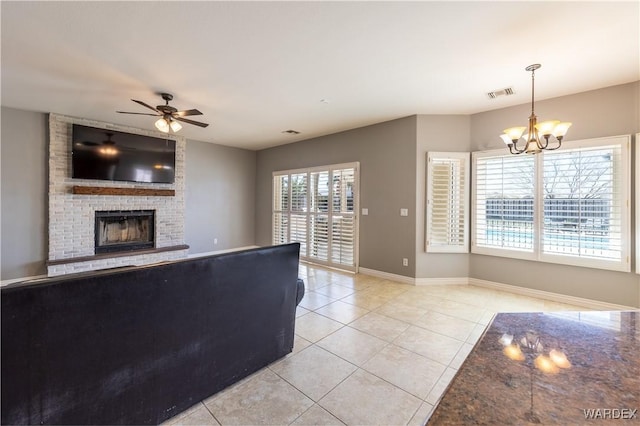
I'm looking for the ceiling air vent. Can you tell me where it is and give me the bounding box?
[282,129,301,135]
[487,87,515,99]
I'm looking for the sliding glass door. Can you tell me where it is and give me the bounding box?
[273,162,359,271]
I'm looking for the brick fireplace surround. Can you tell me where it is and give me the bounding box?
[47,114,188,276]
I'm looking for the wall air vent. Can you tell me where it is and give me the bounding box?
[282,129,301,135]
[487,87,515,99]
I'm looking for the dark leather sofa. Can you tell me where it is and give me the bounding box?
[1,243,304,425]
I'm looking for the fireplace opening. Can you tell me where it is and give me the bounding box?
[95,210,155,254]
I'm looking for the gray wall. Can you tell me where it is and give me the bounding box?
[4,83,638,306]
[255,116,417,276]
[1,107,48,280]
[469,82,640,307]
[0,107,258,280]
[185,140,256,253]
[415,115,471,278]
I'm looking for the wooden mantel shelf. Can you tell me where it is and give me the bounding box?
[72,186,175,196]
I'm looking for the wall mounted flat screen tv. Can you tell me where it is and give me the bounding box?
[72,124,176,184]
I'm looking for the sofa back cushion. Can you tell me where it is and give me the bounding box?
[1,243,300,425]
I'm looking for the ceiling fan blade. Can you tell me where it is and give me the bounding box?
[174,116,209,128]
[174,109,203,117]
[131,99,161,113]
[116,111,160,116]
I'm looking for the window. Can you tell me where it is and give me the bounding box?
[472,135,630,272]
[473,154,535,255]
[273,163,359,271]
[426,152,469,253]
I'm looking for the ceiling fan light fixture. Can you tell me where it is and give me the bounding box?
[169,120,182,132]
[155,117,170,133]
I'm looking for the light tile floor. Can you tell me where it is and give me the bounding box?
[164,263,591,426]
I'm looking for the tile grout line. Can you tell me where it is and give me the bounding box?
[200,401,222,426]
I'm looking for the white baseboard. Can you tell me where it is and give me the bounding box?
[469,278,635,311]
[415,277,470,286]
[358,267,416,285]
[355,269,634,309]
[300,260,356,274]
[358,268,470,286]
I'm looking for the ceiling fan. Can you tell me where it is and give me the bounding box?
[117,93,209,133]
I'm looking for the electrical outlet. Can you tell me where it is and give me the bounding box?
[214,238,218,245]
[402,258,408,267]
[400,208,408,217]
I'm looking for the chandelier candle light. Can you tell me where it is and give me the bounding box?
[500,64,572,155]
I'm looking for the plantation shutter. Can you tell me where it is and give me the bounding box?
[309,170,330,262]
[331,167,356,265]
[272,162,359,272]
[426,152,470,253]
[472,135,629,271]
[473,153,535,253]
[272,174,289,245]
[541,142,626,264]
[290,173,308,255]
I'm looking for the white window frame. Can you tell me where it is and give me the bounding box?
[426,152,470,253]
[472,135,631,272]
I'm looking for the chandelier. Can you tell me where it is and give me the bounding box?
[500,64,572,155]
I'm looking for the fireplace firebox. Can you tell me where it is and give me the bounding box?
[95,210,155,254]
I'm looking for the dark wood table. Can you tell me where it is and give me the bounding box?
[428,311,640,425]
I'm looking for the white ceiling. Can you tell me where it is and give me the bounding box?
[2,1,638,150]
